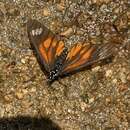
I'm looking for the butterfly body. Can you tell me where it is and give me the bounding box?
[27,19,115,83]
[48,48,68,82]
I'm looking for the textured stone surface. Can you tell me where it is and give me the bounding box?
[0,0,130,129]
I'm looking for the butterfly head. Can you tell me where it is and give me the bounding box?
[48,69,59,82]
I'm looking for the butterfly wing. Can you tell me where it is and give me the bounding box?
[27,19,66,74]
[61,43,114,75]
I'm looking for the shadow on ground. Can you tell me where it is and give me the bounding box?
[0,116,61,130]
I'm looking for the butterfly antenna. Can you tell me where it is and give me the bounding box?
[46,78,53,87]
[58,80,68,88]
[57,80,69,97]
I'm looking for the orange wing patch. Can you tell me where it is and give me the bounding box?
[63,45,95,72]
[39,36,54,64]
[63,60,84,71]
[72,44,82,56]
[66,43,82,60]
[48,47,52,63]
[39,44,48,63]
[55,41,64,56]
[39,36,65,65]
[81,47,94,59]
[52,37,57,47]
[43,37,52,49]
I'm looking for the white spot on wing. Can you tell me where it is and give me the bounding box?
[31,28,43,36]
[31,30,35,36]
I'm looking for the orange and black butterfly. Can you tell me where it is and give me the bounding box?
[27,19,114,83]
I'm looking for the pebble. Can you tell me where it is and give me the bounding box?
[0,2,6,15]
[60,28,73,37]
[21,58,26,64]
[127,73,130,81]
[30,87,36,93]
[67,109,71,113]
[92,66,100,72]
[105,70,112,77]
[118,84,128,92]
[91,0,111,5]
[15,91,24,100]
[105,97,111,104]
[57,4,65,11]
[22,100,33,109]
[89,97,95,104]
[112,79,118,84]
[43,7,51,16]
[120,72,127,83]
[0,107,5,117]
[22,89,28,94]
[80,102,87,111]
[4,95,12,103]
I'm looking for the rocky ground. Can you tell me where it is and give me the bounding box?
[0,0,130,130]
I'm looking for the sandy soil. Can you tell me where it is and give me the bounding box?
[0,0,130,130]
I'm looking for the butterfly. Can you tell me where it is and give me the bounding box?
[27,19,114,83]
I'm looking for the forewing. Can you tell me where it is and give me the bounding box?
[61,43,114,75]
[27,19,65,72]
